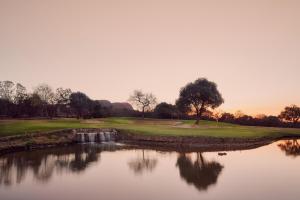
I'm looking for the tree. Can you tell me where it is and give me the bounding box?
[33,84,56,117]
[0,81,15,101]
[12,83,28,117]
[278,140,300,157]
[255,114,267,119]
[128,150,158,175]
[219,112,235,123]
[54,88,72,117]
[69,92,92,118]
[129,90,157,118]
[91,100,104,118]
[176,78,224,124]
[234,110,245,118]
[154,102,178,119]
[54,87,72,105]
[176,153,223,191]
[0,145,104,186]
[279,105,300,124]
[0,98,11,116]
[202,109,214,120]
[14,83,28,104]
[24,93,44,117]
[33,84,55,104]
[213,109,224,123]
[235,115,254,125]
[257,115,281,127]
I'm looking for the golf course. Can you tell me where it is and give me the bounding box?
[1,117,299,139]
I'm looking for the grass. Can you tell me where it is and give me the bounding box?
[0,117,300,139]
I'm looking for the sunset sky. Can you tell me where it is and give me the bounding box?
[0,0,299,116]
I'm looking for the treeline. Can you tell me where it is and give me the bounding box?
[0,81,136,119]
[152,102,300,128]
[1,80,299,128]
[128,82,299,128]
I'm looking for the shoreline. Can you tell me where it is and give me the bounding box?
[0,128,299,156]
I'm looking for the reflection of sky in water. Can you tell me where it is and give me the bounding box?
[0,141,300,200]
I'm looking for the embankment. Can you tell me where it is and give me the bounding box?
[0,128,297,155]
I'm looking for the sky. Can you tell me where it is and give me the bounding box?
[0,0,299,116]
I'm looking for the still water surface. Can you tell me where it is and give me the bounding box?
[0,140,300,200]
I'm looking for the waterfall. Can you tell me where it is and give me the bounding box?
[75,131,116,143]
[88,133,95,142]
[100,132,105,141]
[104,132,111,141]
[81,134,84,143]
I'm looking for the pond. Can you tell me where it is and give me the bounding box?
[0,140,300,200]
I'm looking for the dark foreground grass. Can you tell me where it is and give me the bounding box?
[0,117,299,138]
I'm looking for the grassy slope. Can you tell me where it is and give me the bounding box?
[0,117,299,138]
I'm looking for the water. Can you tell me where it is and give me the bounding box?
[0,140,300,200]
[75,132,116,143]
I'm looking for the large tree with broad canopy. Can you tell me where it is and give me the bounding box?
[176,78,224,124]
[279,105,300,124]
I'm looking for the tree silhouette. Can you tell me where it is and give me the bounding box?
[279,105,300,124]
[129,90,157,118]
[0,145,124,186]
[154,102,179,119]
[176,78,224,124]
[69,92,93,118]
[128,150,158,175]
[278,140,300,157]
[176,153,223,191]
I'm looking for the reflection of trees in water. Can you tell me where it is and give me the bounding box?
[128,150,158,175]
[278,140,300,157]
[0,144,119,186]
[176,153,223,191]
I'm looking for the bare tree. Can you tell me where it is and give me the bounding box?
[234,110,245,118]
[213,109,224,123]
[54,87,72,117]
[55,87,72,105]
[33,84,55,117]
[129,90,157,118]
[128,150,158,175]
[0,81,15,101]
[33,84,55,104]
[14,83,28,104]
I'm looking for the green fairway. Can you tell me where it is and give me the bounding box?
[0,117,299,138]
